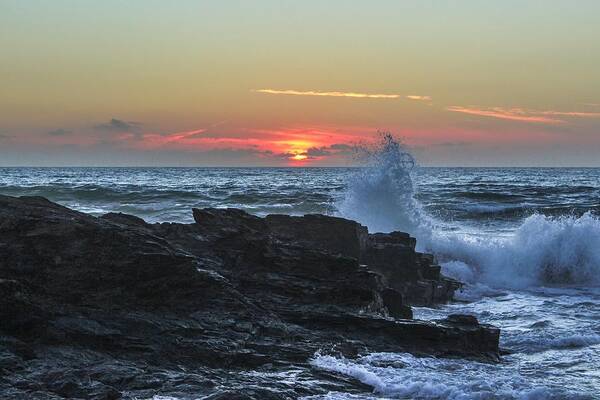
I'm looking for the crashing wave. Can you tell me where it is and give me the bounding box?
[307,352,587,400]
[433,213,600,288]
[336,133,432,240]
[338,135,600,288]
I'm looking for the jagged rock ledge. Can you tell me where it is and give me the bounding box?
[0,195,499,399]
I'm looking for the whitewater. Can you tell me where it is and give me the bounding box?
[2,148,600,398]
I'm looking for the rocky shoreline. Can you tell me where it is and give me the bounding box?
[0,195,499,399]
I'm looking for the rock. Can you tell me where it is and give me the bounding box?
[381,288,413,319]
[361,233,461,305]
[0,195,499,399]
[0,279,46,336]
[446,314,480,326]
[265,213,368,259]
[100,212,148,227]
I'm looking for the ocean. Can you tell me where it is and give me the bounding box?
[1,164,599,399]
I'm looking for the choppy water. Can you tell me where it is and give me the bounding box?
[1,164,600,399]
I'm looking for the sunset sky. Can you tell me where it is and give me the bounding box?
[1,1,600,166]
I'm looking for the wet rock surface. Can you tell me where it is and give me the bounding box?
[0,195,499,399]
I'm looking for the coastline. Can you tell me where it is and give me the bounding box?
[0,195,499,399]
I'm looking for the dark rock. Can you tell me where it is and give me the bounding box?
[361,233,461,306]
[0,279,46,336]
[446,314,480,326]
[381,288,413,319]
[0,195,499,399]
[100,212,149,227]
[265,213,368,259]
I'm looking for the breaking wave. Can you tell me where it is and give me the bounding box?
[338,136,600,288]
[433,213,600,288]
[306,352,591,400]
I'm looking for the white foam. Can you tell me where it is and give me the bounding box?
[439,260,477,283]
[338,136,600,289]
[433,213,600,288]
[336,133,431,239]
[308,352,590,400]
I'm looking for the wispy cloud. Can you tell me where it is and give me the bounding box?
[253,89,431,101]
[405,95,432,101]
[446,106,600,124]
[157,128,206,142]
[115,128,207,149]
[446,106,563,124]
[537,110,600,117]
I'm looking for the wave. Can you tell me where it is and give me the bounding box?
[506,334,600,354]
[450,204,600,221]
[0,184,219,202]
[454,191,526,202]
[454,203,525,216]
[449,185,598,197]
[308,353,590,400]
[338,136,600,289]
[433,213,600,288]
[1,182,336,222]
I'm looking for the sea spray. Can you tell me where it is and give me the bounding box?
[433,212,600,288]
[338,135,600,288]
[336,133,432,240]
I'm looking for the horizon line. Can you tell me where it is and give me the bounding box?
[2,165,600,169]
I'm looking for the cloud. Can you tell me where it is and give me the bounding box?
[537,110,600,117]
[155,128,207,142]
[447,106,600,124]
[0,133,11,140]
[306,147,331,157]
[302,143,356,159]
[99,122,370,165]
[253,89,431,101]
[329,143,355,151]
[277,151,307,159]
[405,95,432,101]
[94,118,141,132]
[47,128,71,136]
[446,106,565,124]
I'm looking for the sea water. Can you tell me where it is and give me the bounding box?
[1,158,600,398]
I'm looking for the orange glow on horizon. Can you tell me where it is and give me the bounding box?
[109,126,365,165]
[291,153,308,161]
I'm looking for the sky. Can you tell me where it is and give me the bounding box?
[1,0,600,166]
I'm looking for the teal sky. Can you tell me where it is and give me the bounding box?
[1,1,600,166]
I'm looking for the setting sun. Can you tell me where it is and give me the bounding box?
[291,153,308,161]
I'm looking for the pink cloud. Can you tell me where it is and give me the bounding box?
[446,106,564,124]
[446,106,600,124]
[112,125,370,165]
[254,89,431,101]
[537,111,600,117]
